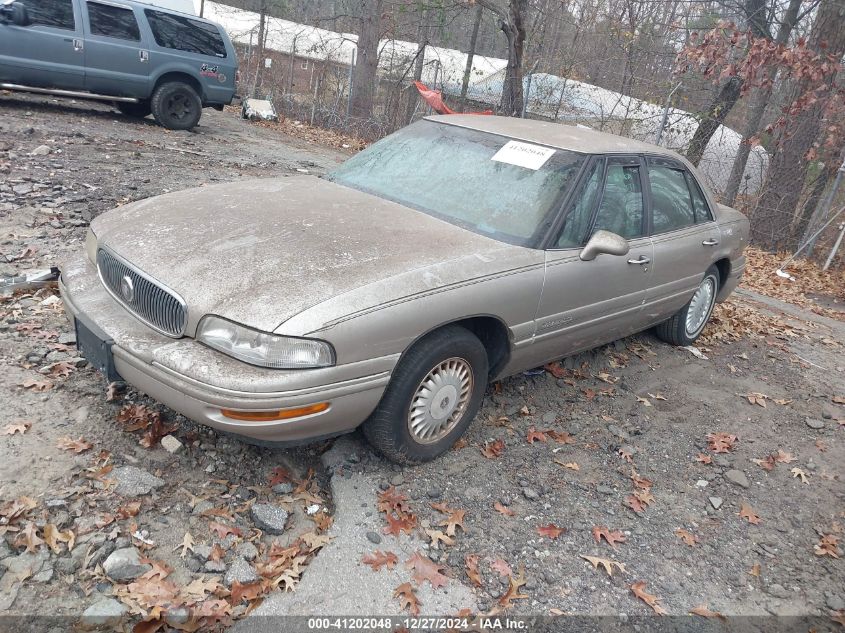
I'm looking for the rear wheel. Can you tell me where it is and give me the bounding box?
[116,100,151,119]
[151,81,202,130]
[363,326,488,464]
[655,265,719,346]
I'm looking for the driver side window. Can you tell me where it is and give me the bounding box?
[592,162,644,239]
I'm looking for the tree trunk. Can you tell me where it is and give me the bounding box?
[685,76,743,167]
[499,0,528,117]
[460,5,483,109]
[405,12,429,125]
[751,0,845,251]
[349,0,383,119]
[252,0,267,98]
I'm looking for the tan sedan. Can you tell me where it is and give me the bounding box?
[60,115,749,463]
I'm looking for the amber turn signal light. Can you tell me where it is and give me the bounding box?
[220,402,329,422]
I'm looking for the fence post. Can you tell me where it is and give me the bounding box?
[805,151,845,256]
[823,222,845,271]
[346,49,356,118]
[654,81,681,146]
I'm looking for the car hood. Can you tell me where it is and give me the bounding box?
[91,176,505,334]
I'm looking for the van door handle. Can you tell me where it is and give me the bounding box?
[702,238,719,246]
[627,255,651,265]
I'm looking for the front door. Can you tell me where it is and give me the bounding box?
[0,0,85,89]
[533,155,654,362]
[82,1,149,98]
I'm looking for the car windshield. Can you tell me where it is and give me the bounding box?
[326,121,586,247]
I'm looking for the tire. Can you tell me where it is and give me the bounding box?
[150,81,202,130]
[116,100,151,119]
[363,325,488,464]
[655,265,720,346]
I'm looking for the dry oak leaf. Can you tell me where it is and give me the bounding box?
[630,468,653,490]
[580,554,626,577]
[751,455,777,471]
[831,610,845,627]
[791,467,809,484]
[689,604,725,619]
[56,436,93,453]
[831,396,845,405]
[739,502,761,525]
[394,582,421,615]
[46,361,75,378]
[618,447,634,463]
[431,503,466,537]
[498,565,528,609]
[230,580,267,605]
[19,378,52,392]
[555,459,580,471]
[491,558,512,577]
[695,453,713,464]
[526,426,547,444]
[592,526,626,548]
[742,392,768,407]
[377,486,410,515]
[675,528,699,547]
[636,396,652,407]
[465,554,483,587]
[383,512,417,536]
[493,501,515,517]
[16,522,44,553]
[546,430,575,444]
[425,528,455,547]
[480,439,505,459]
[175,531,194,558]
[625,490,654,514]
[208,521,242,539]
[42,524,74,553]
[2,422,30,435]
[706,432,737,453]
[814,534,841,558]
[268,466,291,487]
[774,450,796,463]
[630,581,667,615]
[748,563,761,577]
[536,524,565,539]
[362,550,399,571]
[406,551,449,589]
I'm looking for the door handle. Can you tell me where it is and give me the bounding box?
[702,238,719,246]
[72,38,83,51]
[627,256,651,265]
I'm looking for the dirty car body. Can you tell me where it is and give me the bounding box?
[60,115,749,462]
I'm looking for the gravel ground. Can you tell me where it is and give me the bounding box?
[1,92,843,629]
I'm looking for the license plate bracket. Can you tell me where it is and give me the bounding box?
[74,314,121,383]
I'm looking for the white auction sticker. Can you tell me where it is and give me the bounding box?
[491,140,556,170]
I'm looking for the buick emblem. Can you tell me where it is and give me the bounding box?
[119,275,135,303]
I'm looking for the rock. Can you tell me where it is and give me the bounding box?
[365,531,382,545]
[725,469,750,489]
[55,557,80,575]
[522,488,540,501]
[426,488,442,499]
[192,500,214,516]
[596,485,614,495]
[389,474,405,486]
[709,497,724,510]
[80,598,128,630]
[224,557,258,586]
[766,583,790,599]
[57,332,76,345]
[541,412,557,424]
[88,542,116,569]
[102,548,151,581]
[0,540,11,560]
[112,466,164,496]
[696,479,709,488]
[160,435,183,454]
[805,417,824,430]
[30,145,51,156]
[191,544,212,561]
[203,560,226,573]
[236,541,259,562]
[32,566,54,583]
[826,595,845,611]
[607,424,630,441]
[250,503,288,535]
[272,482,294,495]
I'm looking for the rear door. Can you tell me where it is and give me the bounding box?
[642,156,721,324]
[82,0,150,98]
[0,0,85,89]
[534,155,654,359]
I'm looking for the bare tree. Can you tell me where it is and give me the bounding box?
[476,0,529,116]
[349,0,384,118]
[459,4,484,108]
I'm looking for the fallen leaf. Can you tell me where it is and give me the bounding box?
[690,604,725,619]
[625,489,654,514]
[739,502,761,525]
[42,524,74,553]
[493,502,515,517]
[2,422,31,435]
[675,528,699,547]
[175,532,194,558]
[406,551,448,589]
[480,439,505,459]
[230,580,267,605]
[748,563,761,577]
[376,486,410,515]
[630,580,667,615]
[491,558,512,577]
[831,610,845,626]
[394,582,420,615]
[630,468,653,490]
[636,396,652,407]
[383,512,417,536]
[536,524,565,539]
[431,503,465,537]
[648,393,667,401]
[706,432,738,453]
[546,430,575,444]
[592,526,626,548]
[814,534,841,558]
[526,427,547,444]
[45,361,75,378]
[20,378,52,392]
[362,550,398,571]
[497,565,528,608]
[208,521,242,539]
[580,554,625,577]
[425,528,455,547]
[791,467,809,484]
[742,392,768,407]
[695,453,712,464]
[16,522,43,553]
[465,554,482,587]
[751,455,777,471]
[268,466,291,487]
[618,447,634,463]
[831,396,845,404]
[56,436,93,453]
[555,459,580,471]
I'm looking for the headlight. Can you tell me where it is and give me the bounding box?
[85,227,98,263]
[195,315,335,369]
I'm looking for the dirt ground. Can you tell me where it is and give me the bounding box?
[1,92,843,631]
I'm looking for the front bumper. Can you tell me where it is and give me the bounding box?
[59,255,394,444]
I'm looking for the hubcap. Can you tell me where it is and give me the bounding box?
[686,275,716,336]
[407,357,473,444]
[166,94,192,120]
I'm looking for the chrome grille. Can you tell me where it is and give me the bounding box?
[96,248,187,337]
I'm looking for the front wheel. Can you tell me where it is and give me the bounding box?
[151,81,202,130]
[655,265,719,346]
[363,326,488,464]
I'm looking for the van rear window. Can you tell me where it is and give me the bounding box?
[144,9,226,58]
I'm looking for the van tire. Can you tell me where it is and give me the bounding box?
[116,100,152,119]
[151,81,202,130]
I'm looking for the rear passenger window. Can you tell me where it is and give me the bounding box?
[144,9,227,58]
[649,165,695,233]
[686,173,714,223]
[87,2,140,41]
[23,0,75,29]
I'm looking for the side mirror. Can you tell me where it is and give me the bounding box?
[1,2,30,26]
[579,230,630,261]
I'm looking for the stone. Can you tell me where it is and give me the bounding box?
[30,145,50,156]
[203,560,226,573]
[80,598,128,630]
[365,531,382,545]
[522,488,540,501]
[389,474,405,486]
[112,467,164,496]
[160,435,183,454]
[102,548,151,581]
[596,485,614,495]
[805,417,825,430]
[236,541,259,562]
[192,500,214,516]
[272,482,294,495]
[191,544,212,561]
[607,424,630,441]
[224,557,258,586]
[251,503,288,535]
[57,332,76,345]
[766,583,790,599]
[709,497,723,510]
[826,595,845,611]
[725,469,750,489]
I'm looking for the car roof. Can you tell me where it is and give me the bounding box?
[425,114,684,159]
